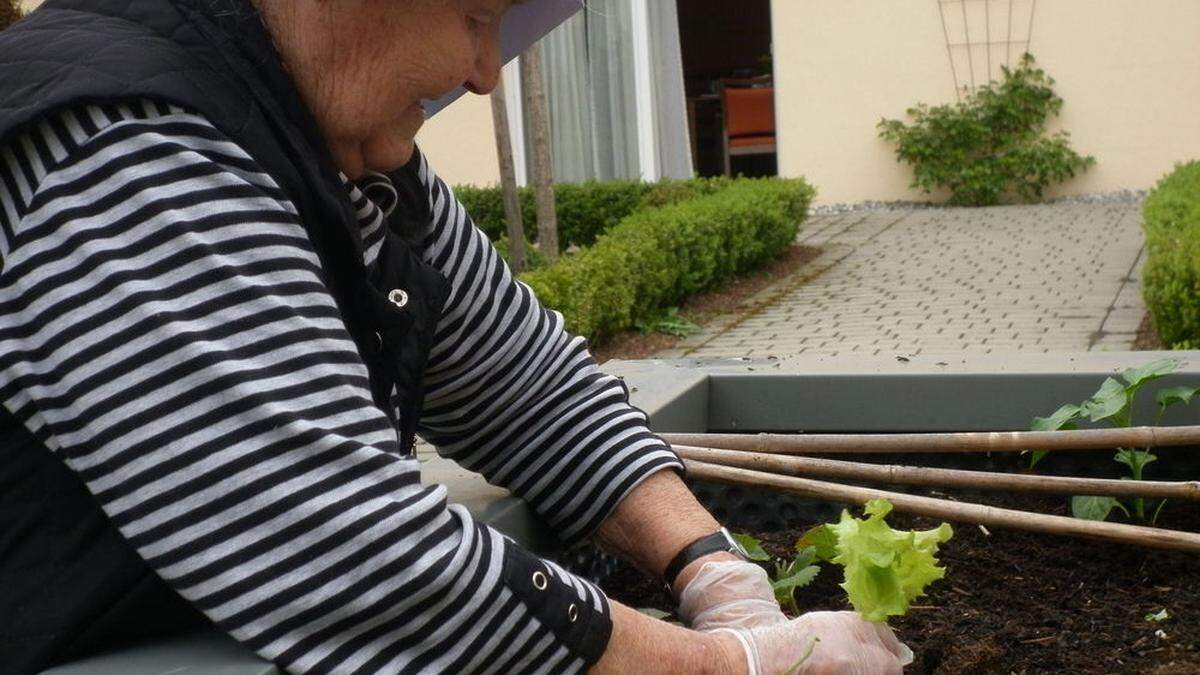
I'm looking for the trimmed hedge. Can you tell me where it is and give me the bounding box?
[454,177,736,251]
[519,177,816,342]
[1142,161,1200,349]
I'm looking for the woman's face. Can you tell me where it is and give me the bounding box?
[259,0,512,178]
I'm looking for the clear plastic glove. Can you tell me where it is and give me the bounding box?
[716,611,913,675]
[678,560,788,629]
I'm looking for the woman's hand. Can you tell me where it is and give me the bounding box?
[678,560,789,630]
[716,611,913,675]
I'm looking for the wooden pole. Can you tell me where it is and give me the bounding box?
[519,44,560,261]
[683,459,1200,553]
[662,425,1200,456]
[489,76,527,273]
[674,445,1200,501]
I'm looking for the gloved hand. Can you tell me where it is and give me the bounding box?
[677,560,788,630]
[715,611,913,675]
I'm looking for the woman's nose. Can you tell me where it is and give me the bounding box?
[463,29,503,95]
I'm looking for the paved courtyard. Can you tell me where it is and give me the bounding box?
[659,202,1147,359]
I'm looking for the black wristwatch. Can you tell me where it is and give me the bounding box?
[663,527,751,591]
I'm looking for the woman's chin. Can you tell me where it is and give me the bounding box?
[359,135,417,175]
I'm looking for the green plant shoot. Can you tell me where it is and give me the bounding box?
[1027,358,1199,523]
[806,500,953,623]
[732,533,821,615]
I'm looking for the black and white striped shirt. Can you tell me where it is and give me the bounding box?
[0,100,682,673]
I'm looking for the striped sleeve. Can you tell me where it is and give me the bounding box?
[0,102,610,674]
[410,154,685,546]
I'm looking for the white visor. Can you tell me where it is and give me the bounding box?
[424,0,584,116]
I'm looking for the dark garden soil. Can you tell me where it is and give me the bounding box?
[590,245,823,363]
[603,491,1200,674]
[1134,312,1167,351]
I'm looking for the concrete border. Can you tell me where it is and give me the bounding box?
[607,351,1200,433]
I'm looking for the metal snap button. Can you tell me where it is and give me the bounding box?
[567,603,578,623]
[531,571,548,591]
[388,288,409,309]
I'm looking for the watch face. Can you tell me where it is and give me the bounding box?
[721,527,751,558]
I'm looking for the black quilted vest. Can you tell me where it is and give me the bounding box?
[0,1,449,670]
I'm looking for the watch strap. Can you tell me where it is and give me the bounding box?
[663,530,739,589]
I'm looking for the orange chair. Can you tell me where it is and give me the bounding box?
[720,83,777,175]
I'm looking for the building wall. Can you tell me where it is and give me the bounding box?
[771,0,1200,205]
[416,92,502,188]
[19,0,40,11]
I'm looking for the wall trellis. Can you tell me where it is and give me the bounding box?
[938,0,1037,100]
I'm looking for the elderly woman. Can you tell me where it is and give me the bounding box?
[0,1,910,673]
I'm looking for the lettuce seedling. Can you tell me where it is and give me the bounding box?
[1027,358,1199,522]
[732,532,821,615]
[802,499,953,622]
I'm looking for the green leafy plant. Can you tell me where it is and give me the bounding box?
[802,500,953,622]
[453,177,736,251]
[739,500,953,622]
[1028,358,1199,522]
[521,177,815,343]
[492,233,549,272]
[877,53,1094,206]
[731,533,821,615]
[634,308,701,338]
[1141,161,1200,349]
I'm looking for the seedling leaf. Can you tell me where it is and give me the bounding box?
[827,499,953,622]
[1032,404,1083,432]
[732,532,771,562]
[1070,495,1129,521]
[795,523,839,561]
[772,564,820,597]
[1114,448,1157,475]
[1028,403,1082,467]
[1145,608,1171,623]
[1156,386,1198,415]
[1121,358,1177,389]
[1081,378,1129,426]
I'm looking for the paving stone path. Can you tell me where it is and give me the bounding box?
[659,202,1146,359]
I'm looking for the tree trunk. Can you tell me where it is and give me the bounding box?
[519,45,560,261]
[489,76,526,273]
[1,0,23,31]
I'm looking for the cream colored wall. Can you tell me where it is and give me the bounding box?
[19,0,41,11]
[771,0,1200,205]
[416,93,502,188]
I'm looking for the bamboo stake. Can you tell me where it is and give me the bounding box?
[683,460,1200,553]
[674,445,1200,501]
[662,425,1200,456]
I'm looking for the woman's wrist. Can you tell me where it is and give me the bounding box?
[708,629,752,675]
[591,601,747,675]
[594,469,725,576]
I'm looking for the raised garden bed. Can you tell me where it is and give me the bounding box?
[605,481,1199,674]
[602,353,1200,674]
[48,352,1200,673]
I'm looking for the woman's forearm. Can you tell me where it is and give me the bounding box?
[592,601,744,674]
[594,469,740,595]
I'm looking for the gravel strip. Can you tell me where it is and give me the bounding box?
[808,189,1148,216]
